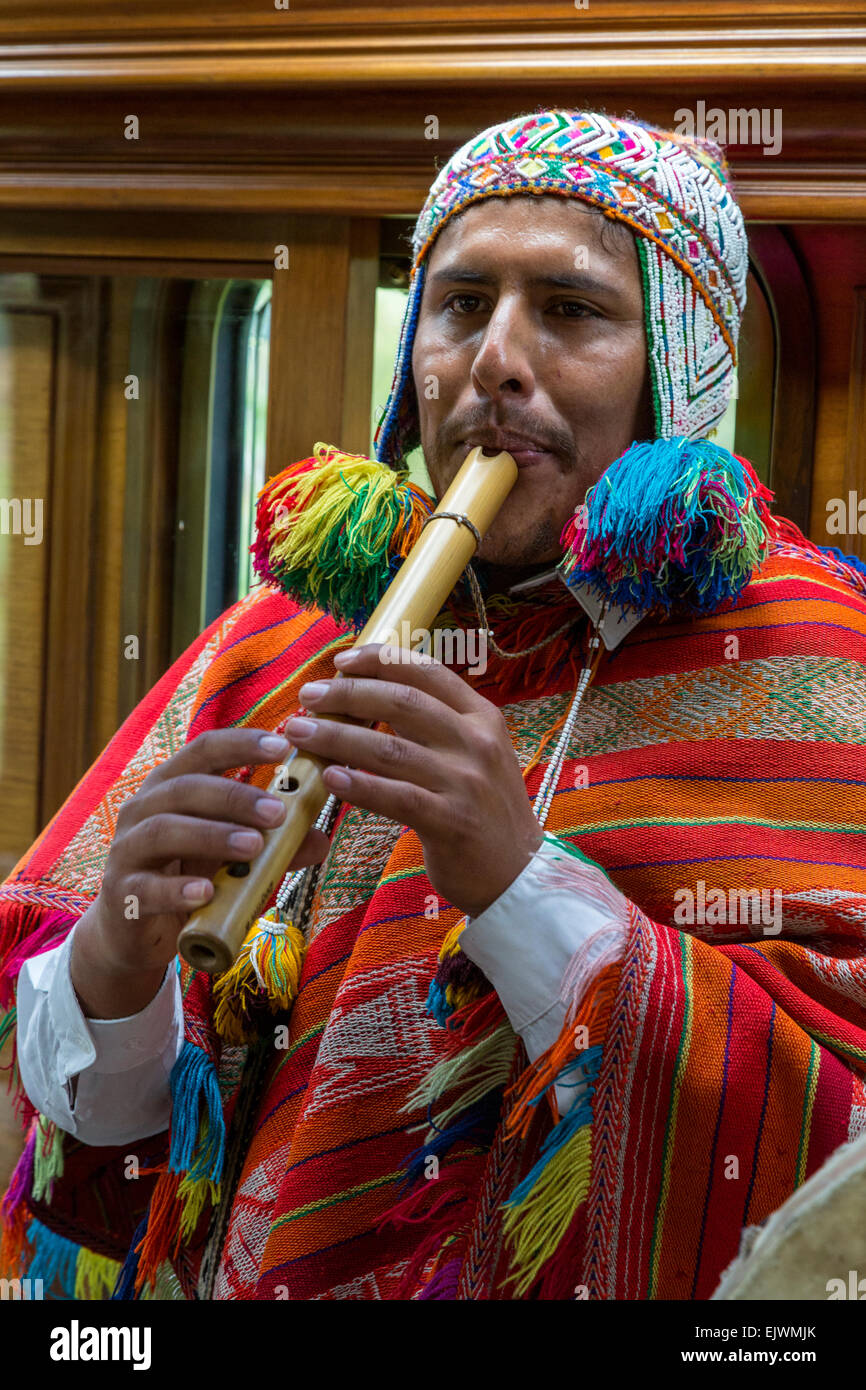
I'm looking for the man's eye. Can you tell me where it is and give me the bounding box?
[445,294,483,314]
[555,301,599,318]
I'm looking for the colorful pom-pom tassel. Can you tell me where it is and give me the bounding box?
[557,436,777,616]
[213,906,307,1045]
[251,442,434,630]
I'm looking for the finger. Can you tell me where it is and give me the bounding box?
[319,763,445,836]
[152,828,330,901]
[139,828,332,917]
[120,772,289,834]
[117,870,217,918]
[142,728,291,789]
[116,813,268,872]
[294,673,453,750]
[283,715,450,793]
[331,643,486,715]
[295,642,491,748]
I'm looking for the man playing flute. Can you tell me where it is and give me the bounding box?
[3,109,866,1302]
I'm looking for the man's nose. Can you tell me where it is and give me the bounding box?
[469,298,536,399]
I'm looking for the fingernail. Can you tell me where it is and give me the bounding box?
[255,797,286,825]
[286,716,317,738]
[229,830,261,852]
[333,648,359,666]
[259,734,290,755]
[183,880,212,902]
[298,681,330,701]
[324,767,352,791]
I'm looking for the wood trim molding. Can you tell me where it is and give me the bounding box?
[0,169,862,222]
[3,1,865,23]
[1,28,865,88]
[0,211,305,264]
[0,6,862,219]
[2,0,865,38]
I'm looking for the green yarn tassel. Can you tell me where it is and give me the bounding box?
[251,442,434,630]
[74,1248,122,1300]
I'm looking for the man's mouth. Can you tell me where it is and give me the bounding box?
[459,430,559,469]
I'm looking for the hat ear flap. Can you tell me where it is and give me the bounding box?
[374,263,427,468]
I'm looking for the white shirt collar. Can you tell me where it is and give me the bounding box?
[506,566,642,651]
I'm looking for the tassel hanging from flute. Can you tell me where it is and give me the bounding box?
[251,442,435,631]
[212,906,307,1045]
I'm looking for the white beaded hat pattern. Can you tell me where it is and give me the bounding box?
[374,109,749,466]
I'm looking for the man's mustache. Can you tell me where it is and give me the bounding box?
[443,414,577,467]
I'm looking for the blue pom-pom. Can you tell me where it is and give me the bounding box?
[557,436,775,616]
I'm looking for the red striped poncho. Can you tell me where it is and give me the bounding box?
[2,522,866,1300]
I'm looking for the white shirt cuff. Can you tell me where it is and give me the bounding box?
[16,921,184,1146]
[459,832,629,1115]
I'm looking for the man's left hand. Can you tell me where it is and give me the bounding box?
[286,642,544,920]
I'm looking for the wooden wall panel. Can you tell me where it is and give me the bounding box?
[746,227,816,532]
[38,280,101,822]
[0,4,861,219]
[0,280,104,850]
[266,217,378,474]
[0,301,52,880]
[341,219,381,456]
[788,227,866,549]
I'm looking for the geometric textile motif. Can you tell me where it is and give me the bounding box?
[303,958,442,1118]
[561,656,866,758]
[307,804,405,943]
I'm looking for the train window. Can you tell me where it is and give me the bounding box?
[0,270,270,873]
[167,279,272,656]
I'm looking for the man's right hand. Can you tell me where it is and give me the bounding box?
[70,728,330,1018]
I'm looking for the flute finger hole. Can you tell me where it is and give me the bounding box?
[272,764,300,794]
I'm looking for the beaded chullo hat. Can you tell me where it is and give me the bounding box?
[374,108,749,464]
[255,109,775,629]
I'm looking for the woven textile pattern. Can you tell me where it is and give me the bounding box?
[3,536,866,1300]
[374,109,748,464]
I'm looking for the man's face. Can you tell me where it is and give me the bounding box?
[411,194,655,575]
